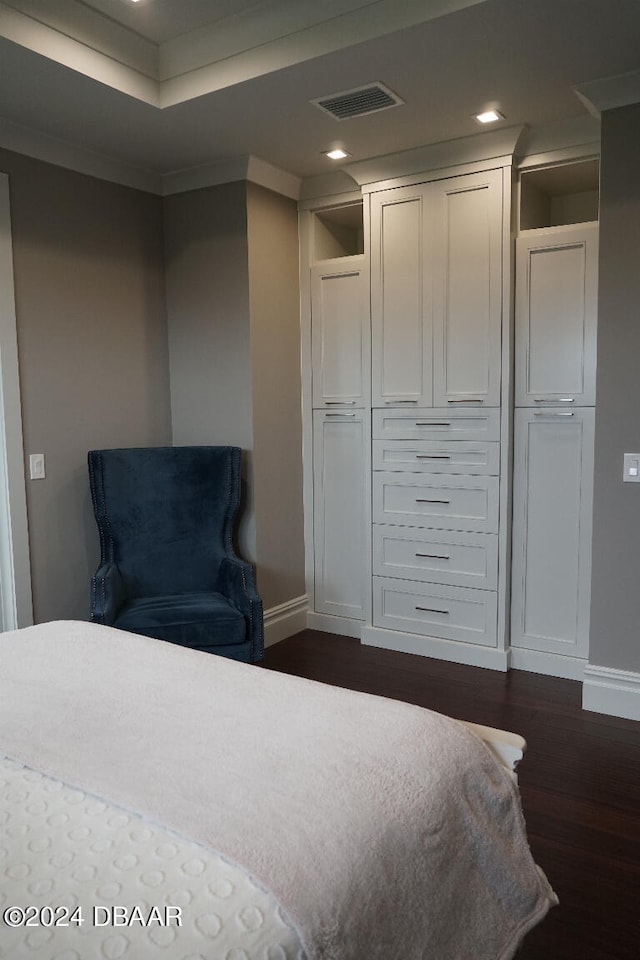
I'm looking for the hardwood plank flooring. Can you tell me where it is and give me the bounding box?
[262,630,640,960]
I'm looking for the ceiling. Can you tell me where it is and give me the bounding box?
[0,0,639,190]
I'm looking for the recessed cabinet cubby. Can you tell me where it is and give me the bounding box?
[312,202,364,260]
[519,158,599,230]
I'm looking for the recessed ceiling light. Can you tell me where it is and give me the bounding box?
[475,110,505,124]
[325,148,350,160]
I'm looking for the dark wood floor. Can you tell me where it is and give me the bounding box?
[262,630,640,960]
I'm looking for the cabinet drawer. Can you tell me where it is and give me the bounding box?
[373,473,499,533]
[373,525,498,590]
[373,577,497,647]
[373,439,499,475]
[373,407,500,441]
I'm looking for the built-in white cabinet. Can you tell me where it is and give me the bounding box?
[312,409,369,621]
[511,408,595,661]
[302,152,599,678]
[515,223,598,407]
[370,169,503,408]
[511,159,599,675]
[311,257,369,407]
[306,203,370,629]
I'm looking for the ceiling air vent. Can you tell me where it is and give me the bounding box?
[312,82,404,121]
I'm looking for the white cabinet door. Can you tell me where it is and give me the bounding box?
[511,408,594,658]
[313,410,368,620]
[311,257,369,407]
[515,223,598,407]
[431,169,503,407]
[370,184,432,406]
[370,171,504,410]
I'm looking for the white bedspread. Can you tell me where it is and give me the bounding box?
[0,621,556,959]
[0,755,305,959]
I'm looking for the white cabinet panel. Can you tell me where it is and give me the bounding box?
[373,525,498,589]
[311,258,369,407]
[373,577,497,646]
[313,410,368,620]
[511,408,594,657]
[515,224,598,406]
[432,170,503,407]
[373,407,500,441]
[373,439,499,475]
[373,472,499,533]
[370,188,431,405]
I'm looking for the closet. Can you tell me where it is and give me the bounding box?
[510,160,599,678]
[301,151,599,679]
[307,204,370,625]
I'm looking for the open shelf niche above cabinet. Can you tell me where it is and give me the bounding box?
[519,158,599,231]
[313,201,364,260]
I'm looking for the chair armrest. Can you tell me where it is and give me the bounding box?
[217,556,264,661]
[90,562,126,625]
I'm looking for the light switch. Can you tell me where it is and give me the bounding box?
[29,453,45,480]
[623,453,640,483]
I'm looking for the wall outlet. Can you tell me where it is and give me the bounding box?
[623,453,640,483]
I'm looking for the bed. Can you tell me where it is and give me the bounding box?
[0,620,557,959]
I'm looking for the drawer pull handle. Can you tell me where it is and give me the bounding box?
[534,398,574,404]
[447,398,484,404]
[325,412,356,418]
[416,498,450,504]
[415,421,452,427]
[324,400,355,405]
[533,412,574,418]
[384,400,418,404]
[415,454,451,459]
[416,606,450,615]
[415,553,450,560]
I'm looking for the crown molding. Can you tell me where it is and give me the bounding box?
[0,2,158,102]
[574,69,640,118]
[0,114,300,199]
[0,117,162,193]
[344,125,526,187]
[161,155,301,200]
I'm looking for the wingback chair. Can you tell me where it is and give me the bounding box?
[88,446,263,662]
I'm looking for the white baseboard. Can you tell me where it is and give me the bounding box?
[582,664,640,721]
[510,647,586,681]
[306,611,363,639]
[263,595,308,648]
[361,626,509,671]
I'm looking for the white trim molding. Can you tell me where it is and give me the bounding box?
[0,174,33,630]
[263,595,308,648]
[574,69,640,118]
[306,612,363,640]
[583,663,640,722]
[510,648,586,682]
[362,626,510,672]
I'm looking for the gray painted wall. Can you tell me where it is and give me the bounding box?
[164,180,305,609]
[1,149,172,622]
[247,183,305,608]
[589,103,640,673]
[163,181,256,561]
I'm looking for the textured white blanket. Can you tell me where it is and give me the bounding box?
[0,621,556,959]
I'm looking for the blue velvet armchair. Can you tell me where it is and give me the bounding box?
[88,446,263,662]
